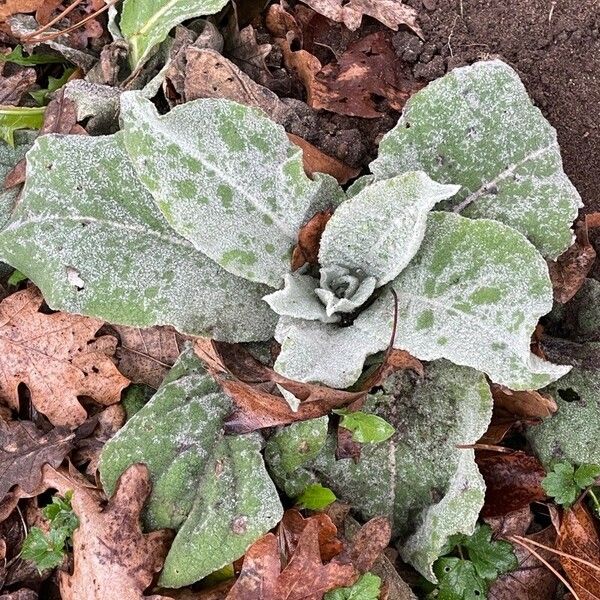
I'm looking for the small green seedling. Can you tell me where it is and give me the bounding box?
[333,409,395,444]
[21,491,78,571]
[296,483,337,511]
[325,573,382,600]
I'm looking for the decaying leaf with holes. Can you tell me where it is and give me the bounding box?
[0,287,129,428]
[45,464,174,600]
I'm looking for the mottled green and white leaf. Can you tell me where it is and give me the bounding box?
[0,133,276,341]
[120,93,320,287]
[319,172,459,286]
[265,361,493,581]
[371,60,581,258]
[119,0,229,68]
[389,212,570,390]
[99,348,283,588]
[528,366,600,467]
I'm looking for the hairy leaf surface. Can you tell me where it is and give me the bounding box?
[120,92,321,288]
[120,0,229,68]
[319,171,459,286]
[265,361,493,581]
[371,60,581,258]
[0,133,276,341]
[99,348,283,588]
[390,212,569,390]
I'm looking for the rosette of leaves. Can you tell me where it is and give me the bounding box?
[0,60,577,392]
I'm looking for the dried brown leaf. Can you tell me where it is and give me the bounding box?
[0,419,73,502]
[549,221,597,304]
[0,591,38,600]
[0,67,36,105]
[310,31,423,118]
[475,450,546,518]
[291,208,333,271]
[112,325,185,389]
[557,501,600,600]
[287,134,359,184]
[0,0,45,19]
[50,464,173,600]
[194,339,365,433]
[298,0,423,35]
[0,287,129,428]
[489,526,559,600]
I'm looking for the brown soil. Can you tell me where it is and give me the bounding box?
[397,0,600,211]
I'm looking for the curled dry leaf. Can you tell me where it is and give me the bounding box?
[0,287,129,428]
[0,0,45,19]
[475,450,546,518]
[481,384,557,444]
[291,209,333,271]
[489,526,559,600]
[44,464,174,600]
[0,66,36,105]
[556,500,600,600]
[549,220,597,304]
[287,134,360,184]
[194,339,365,433]
[298,0,423,35]
[111,325,186,389]
[0,419,73,503]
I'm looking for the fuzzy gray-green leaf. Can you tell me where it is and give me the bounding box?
[99,348,283,588]
[319,171,459,286]
[120,92,321,288]
[371,60,581,259]
[0,133,276,341]
[389,211,570,390]
[265,361,493,581]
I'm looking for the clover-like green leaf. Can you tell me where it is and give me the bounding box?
[0,133,276,341]
[432,558,487,600]
[456,525,518,581]
[541,461,579,506]
[371,60,581,258]
[120,0,229,68]
[120,92,322,288]
[99,348,283,588]
[265,361,493,581]
[296,483,337,510]
[319,171,459,286]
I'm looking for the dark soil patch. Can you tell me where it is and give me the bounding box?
[399,0,600,211]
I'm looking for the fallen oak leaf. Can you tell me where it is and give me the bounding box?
[556,500,600,599]
[0,287,129,428]
[298,0,423,35]
[227,520,357,600]
[0,0,45,19]
[0,419,73,503]
[43,464,173,600]
[194,339,365,433]
[309,31,424,118]
[111,324,186,389]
